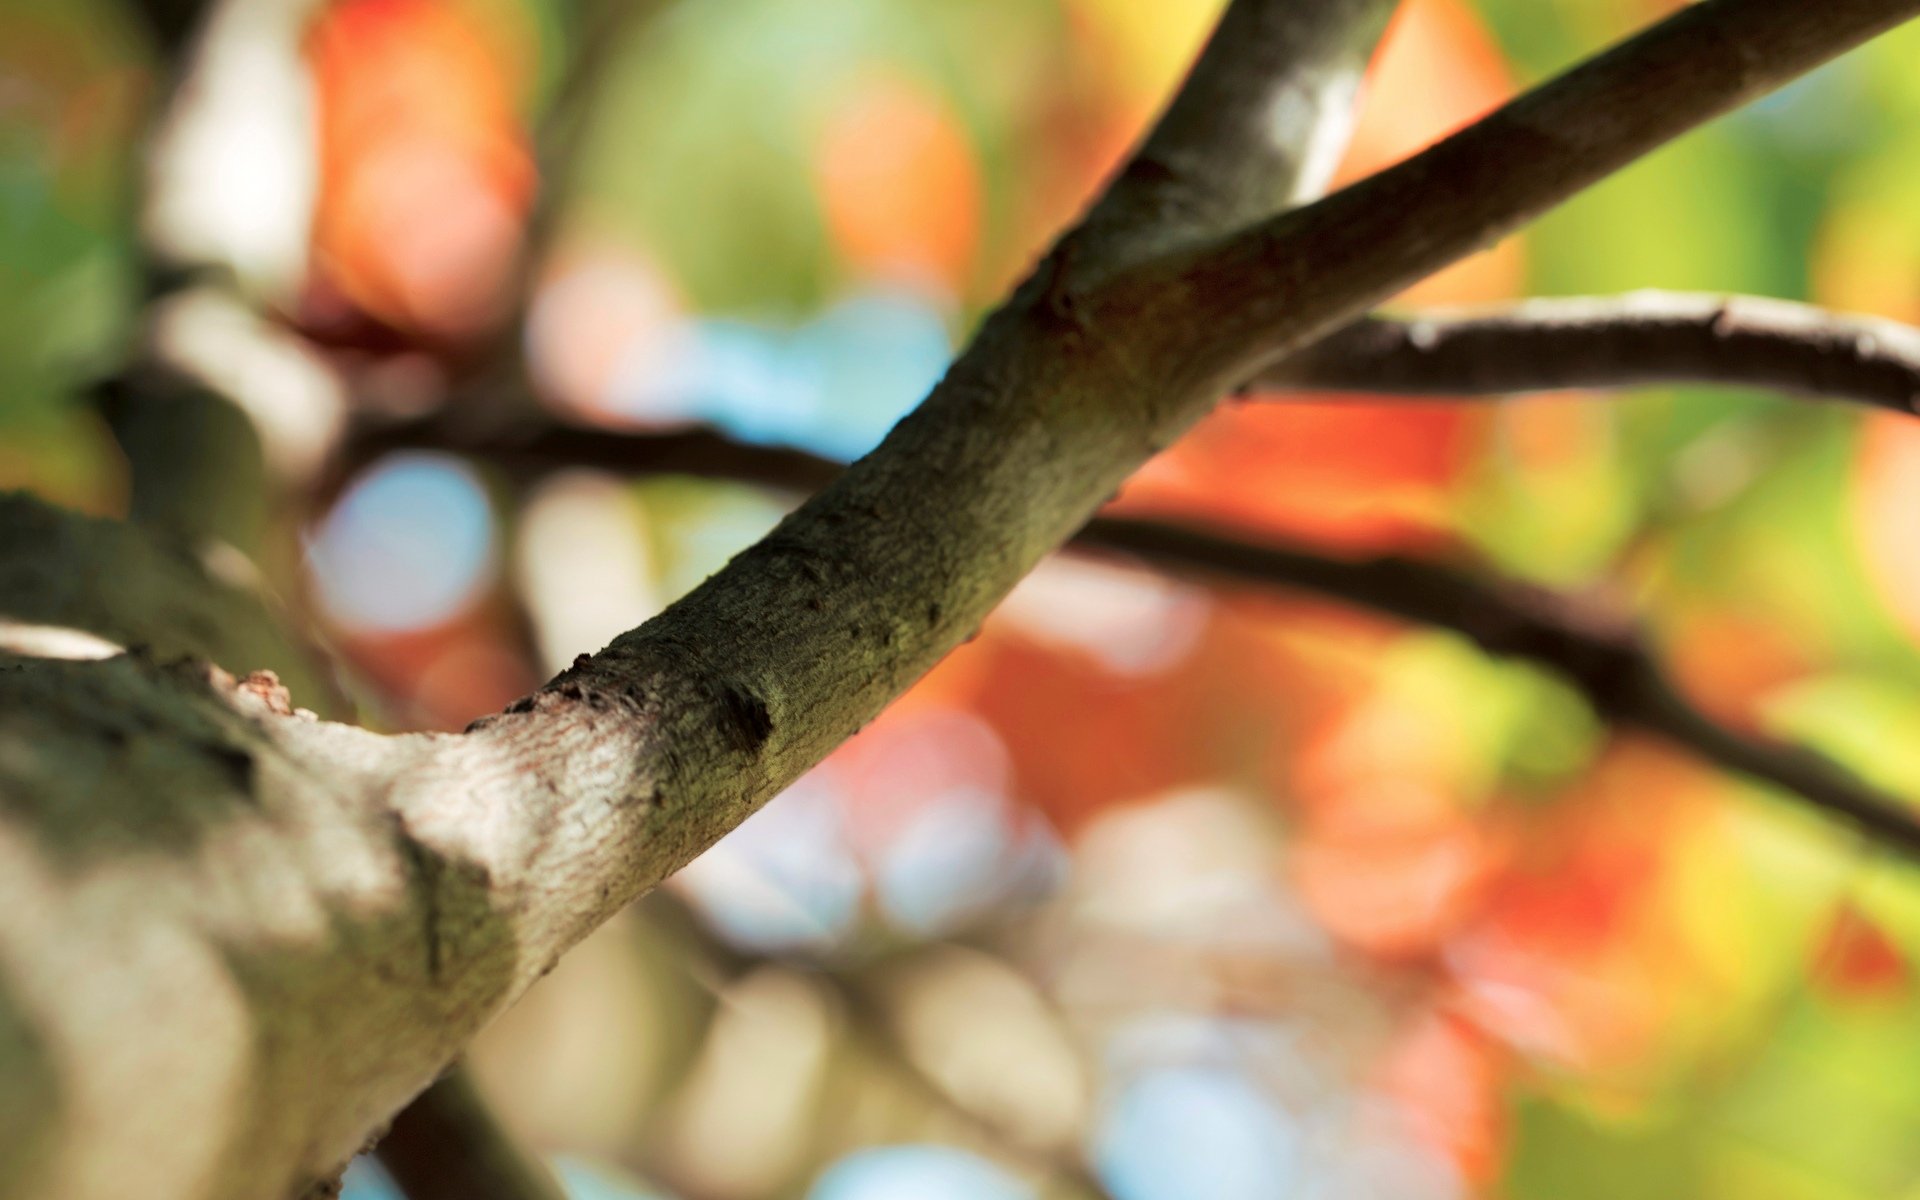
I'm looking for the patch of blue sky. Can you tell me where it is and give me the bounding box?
[788,289,953,460]
[604,288,952,462]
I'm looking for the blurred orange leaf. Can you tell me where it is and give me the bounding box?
[1115,399,1476,551]
[1815,902,1909,1002]
[308,0,536,336]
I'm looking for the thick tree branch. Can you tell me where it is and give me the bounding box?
[2,2,1399,1192]
[8,1,1920,1195]
[1262,293,1920,412]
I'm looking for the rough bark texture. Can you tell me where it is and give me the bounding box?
[3,0,1918,1196]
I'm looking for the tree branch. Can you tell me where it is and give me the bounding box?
[1260,292,1920,412]
[343,413,1920,859]
[375,1065,568,1200]
[9,0,1920,1194]
[1138,0,1920,397]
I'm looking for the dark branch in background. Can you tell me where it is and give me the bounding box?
[1264,292,1920,412]
[375,1066,568,1200]
[124,0,214,63]
[341,413,1920,859]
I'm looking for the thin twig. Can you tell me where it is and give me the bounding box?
[522,0,673,282]
[1261,293,1920,413]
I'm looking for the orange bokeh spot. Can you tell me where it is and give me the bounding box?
[1293,811,1501,960]
[816,73,983,295]
[1340,0,1512,183]
[308,0,535,336]
[968,629,1215,834]
[1283,663,1506,959]
[341,602,539,732]
[1447,742,1712,1073]
[1814,903,1909,1002]
[1663,605,1813,733]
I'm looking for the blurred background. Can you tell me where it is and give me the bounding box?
[6,0,1920,1196]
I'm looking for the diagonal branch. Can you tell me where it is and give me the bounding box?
[1259,292,1920,412]
[346,413,1920,859]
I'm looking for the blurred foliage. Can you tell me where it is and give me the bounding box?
[5,0,1920,1196]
